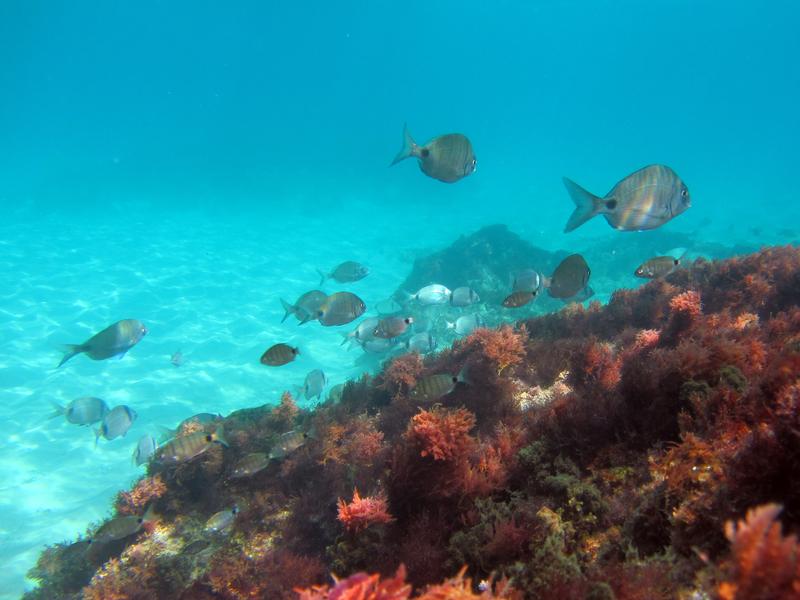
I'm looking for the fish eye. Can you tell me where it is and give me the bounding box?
[681,188,688,198]
[420,148,430,158]
[205,434,213,442]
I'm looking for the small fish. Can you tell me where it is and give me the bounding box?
[230,452,270,478]
[446,314,483,336]
[299,369,327,400]
[374,297,403,315]
[512,269,542,293]
[50,396,109,425]
[90,505,157,545]
[450,286,480,307]
[502,290,537,308]
[58,319,148,367]
[170,350,184,367]
[634,254,684,279]
[313,292,366,326]
[562,285,595,304]
[391,124,477,183]
[280,290,328,324]
[260,343,300,366]
[155,426,228,465]
[547,254,591,299]
[405,332,437,354]
[317,261,369,285]
[269,429,309,460]
[205,506,238,533]
[327,383,345,403]
[158,413,225,441]
[409,284,452,305]
[181,539,211,556]
[411,369,470,402]
[563,164,691,232]
[361,338,397,354]
[373,316,413,339]
[340,317,380,347]
[133,434,157,466]
[95,405,137,445]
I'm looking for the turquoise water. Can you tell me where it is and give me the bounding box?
[1,1,798,597]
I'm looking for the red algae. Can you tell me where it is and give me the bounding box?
[337,488,394,533]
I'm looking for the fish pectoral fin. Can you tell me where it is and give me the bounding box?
[112,351,128,361]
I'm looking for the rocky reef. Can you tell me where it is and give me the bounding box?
[26,245,800,599]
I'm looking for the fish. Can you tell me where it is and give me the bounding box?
[547,254,591,299]
[50,396,109,425]
[299,369,327,400]
[327,383,345,403]
[502,290,537,308]
[562,285,595,304]
[634,249,687,279]
[317,261,369,285]
[340,317,380,347]
[260,343,300,366]
[361,338,397,354]
[409,284,452,305]
[205,506,238,533]
[58,319,148,367]
[450,286,480,307]
[391,124,477,183]
[512,269,542,293]
[446,314,483,336]
[154,426,229,465]
[95,405,137,445]
[411,369,470,402]
[269,429,309,460]
[170,350,184,367]
[373,316,413,339]
[405,332,437,354]
[563,164,691,232]
[374,297,403,315]
[230,452,270,478]
[158,413,225,441]
[312,292,366,326]
[181,539,211,556]
[90,505,157,545]
[133,434,157,466]
[280,290,328,324]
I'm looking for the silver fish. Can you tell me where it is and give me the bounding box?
[95,405,137,445]
[58,319,147,367]
[634,250,685,279]
[269,430,309,460]
[133,434,157,466]
[50,397,109,425]
[299,369,327,400]
[91,506,156,545]
[280,290,328,324]
[512,269,542,293]
[361,338,397,354]
[341,317,380,347]
[391,124,477,183]
[205,506,238,533]
[405,332,437,354]
[317,261,369,285]
[450,286,480,307]
[563,164,690,232]
[230,452,270,478]
[410,284,452,305]
[446,314,483,336]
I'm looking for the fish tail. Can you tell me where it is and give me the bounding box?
[57,344,84,368]
[48,401,65,420]
[94,427,102,447]
[445,321,455,330]
[562,177,604,232]
[279,298,295,323]
[339,332,352,346]
[316,269,328,286]
[390,123,417,166]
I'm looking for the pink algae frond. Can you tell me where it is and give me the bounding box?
[337,488,394,533]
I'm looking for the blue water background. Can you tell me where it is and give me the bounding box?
[0,1,797,597]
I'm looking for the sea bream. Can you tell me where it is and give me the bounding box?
[280,290,327,324]
[563,164,690,232]
[50,396,109,425]
[260,343,300,366]
[409,284,452,305]
[95,405,137,445]
[547,254,591,299]
[317,261,369,285]
[311,291,366,326]
[154,426,228,465]
[58,319,147,367]
[391,124,477,183]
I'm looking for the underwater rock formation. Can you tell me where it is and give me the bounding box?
[26,246,800,599]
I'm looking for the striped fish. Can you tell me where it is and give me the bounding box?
[155,426,228,465]
[391,124,477,183]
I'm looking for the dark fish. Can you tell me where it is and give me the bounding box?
[170,350,184,367]
[446,314,483,335]
[280,290,328,324]
[561,285,595,305]
[391,124,477,183]
[260,343,300,366]
[411,369,469,402]
[405,332,437,354]
[299,369,327,400]
[95,405,137,445]
[502,290,537,308]
[450,286,480,307]
[90,506,157,545]
[313,292,366,326]
[154,426,228,465]
[50,397,109,425]
[230,452,270,478]
[563,164,690,232]
[317,261,369,285]
[58,319,147,367]
[373,316,413,339]
[634,256,682,279]
[512,269,542,293]
[205,506,238,533]
[548,254,591,299]
[269,430,309,460]
[133,434,157,466]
